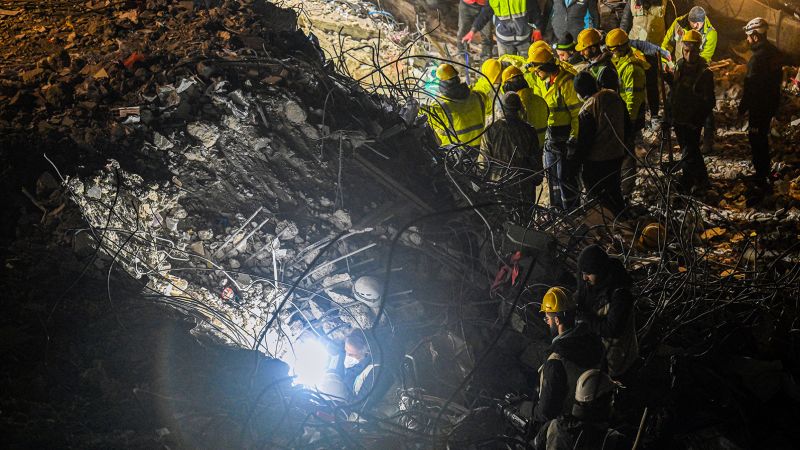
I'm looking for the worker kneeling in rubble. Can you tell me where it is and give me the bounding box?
[426,64,487,147]
[479,91,544,205]
[576,245,638,378]
[322,331,394,415]
[534,287,604,425]
[533,369,630,450]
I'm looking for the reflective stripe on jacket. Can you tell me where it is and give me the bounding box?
[541,69,582,138]
[613,52,646,120]
[428,91,486,145]
[662,14,717,63]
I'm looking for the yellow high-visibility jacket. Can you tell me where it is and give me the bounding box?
[517,87,549,146]
[540,69,582,138]
[427,90,487,145]
[613,51,647,121]
[662,14,717,63]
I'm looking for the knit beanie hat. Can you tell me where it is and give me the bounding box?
[688,6,705,24]
[502,91,523,112]
[556,33,576,51]
[573,71,598,99]
[577,244,610,276]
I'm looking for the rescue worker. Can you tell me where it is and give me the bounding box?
[457,0,494,60]
[598,0,628,31]
[661,6,717,63]
[528,47,583,210]
[666,29,714,194]
[425,63,487,146]
[533,369,631,450]
[662,6,717,152]
[606,28,646,197]
[473,58,504,124]
[550,0,601,45]
[555,33,586,69]
[463,0,542,56]
[738,17,783,197]
[330,332,392,410]
[573,71,629,215]
[479,92,544,204]
[524,40,555,96]
[620,0,667,44]
[534,287,605,424]
[502,66,550,146]
[575,245,638,378]
[574,28,619,91]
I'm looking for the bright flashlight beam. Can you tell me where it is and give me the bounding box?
[289,338,330,388]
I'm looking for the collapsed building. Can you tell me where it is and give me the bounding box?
[1,0,799,448]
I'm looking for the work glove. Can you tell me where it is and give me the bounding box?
[462,30,476,43]
[531,29,542,42]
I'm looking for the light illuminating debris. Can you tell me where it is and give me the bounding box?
[289,337,331,388]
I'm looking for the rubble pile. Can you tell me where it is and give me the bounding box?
[1,0,463,359]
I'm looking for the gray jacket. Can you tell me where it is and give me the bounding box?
[551,0,600,43]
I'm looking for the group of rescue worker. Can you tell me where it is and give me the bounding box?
[427,1,785,213]
[531,244,638,448]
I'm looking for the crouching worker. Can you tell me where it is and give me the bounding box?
[534,369,631,450]
[320,332,395,415]
[534,287,604,427]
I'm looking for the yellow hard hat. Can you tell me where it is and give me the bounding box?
[528,40,552,60]
[481,58,502,84]
[501,66,523,84]
[540,287,575,313]
[605,28,629,48]
[575,28,602,52]
[639,223,667,249]
[436,63,458,81]
[528,46,556,66]
[682,29,703,44]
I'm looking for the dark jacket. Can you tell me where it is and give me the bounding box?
[533,323,604,422]
[576,258,632,339]
[667,57,714,127]
[586,52,619,90]
[739,39,783,118]
[533,415,630,450]
[576,258,638,376]
[481,115,542,182]
[577,89,630,162]
[551,0,600,43]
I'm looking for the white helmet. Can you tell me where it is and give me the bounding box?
[352,276,382,305]
[744,17,768,35]
[575,369,615,403]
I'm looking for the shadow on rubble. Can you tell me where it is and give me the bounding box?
[0,241,291,449]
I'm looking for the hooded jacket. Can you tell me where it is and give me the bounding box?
[576,258,638,376]
[534,322,604,422]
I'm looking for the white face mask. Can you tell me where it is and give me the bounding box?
[344,355,360,368]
